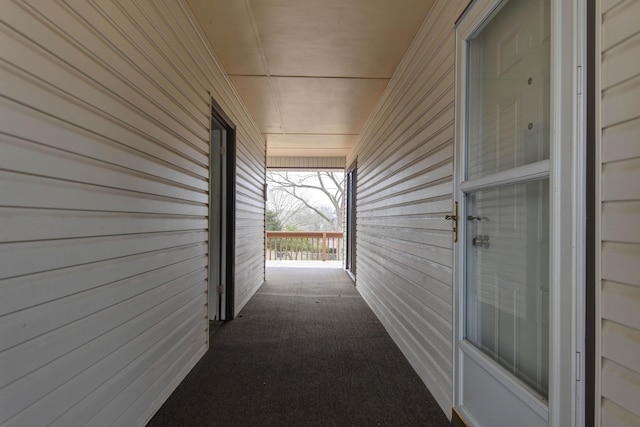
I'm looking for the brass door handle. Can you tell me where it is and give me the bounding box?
[444,202,458,242]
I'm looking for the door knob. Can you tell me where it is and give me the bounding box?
[472,235,490,249]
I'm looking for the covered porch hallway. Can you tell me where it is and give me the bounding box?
[148,266,448,426]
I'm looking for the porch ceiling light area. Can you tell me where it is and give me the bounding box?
[249,0,432,78]
[188,0,434,78]
[187,0,435,158]
[230,75,387,156]
[267,134,357,157]
[229,76,388,134]
[272,76,388,134]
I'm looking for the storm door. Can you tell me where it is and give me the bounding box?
[454,0,555,425]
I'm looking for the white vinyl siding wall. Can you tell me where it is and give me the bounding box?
[598,0,640,425]
[348,0,469,415]
[0,0,264,425]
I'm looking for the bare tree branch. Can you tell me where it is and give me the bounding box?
[267,185,303,227]
[267,171,345,231]
[292,187,334,226]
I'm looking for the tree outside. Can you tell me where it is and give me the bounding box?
[266,171,345,232]
[265,209,283,231]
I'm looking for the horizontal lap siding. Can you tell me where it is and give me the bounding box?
[266,156,347,169]
[0,0,264,426]
[599,0,640,425]
[348,0,468,415]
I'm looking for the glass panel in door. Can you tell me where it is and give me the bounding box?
[465,180,549,397]
[466,0,550,181]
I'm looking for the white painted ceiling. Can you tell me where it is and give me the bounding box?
[187,0,435,157]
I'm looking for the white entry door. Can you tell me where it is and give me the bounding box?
[452,0,575,425]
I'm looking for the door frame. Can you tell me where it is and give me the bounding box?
[345,159,357,281]
[584,0,596,424]
[452,0,586,425]
[209,96,236,324]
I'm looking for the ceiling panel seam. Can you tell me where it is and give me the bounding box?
[265,133,360,136]
[244,0,286,134]
[228,74,392,81]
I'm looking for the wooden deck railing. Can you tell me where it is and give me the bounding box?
[265,231,343,261]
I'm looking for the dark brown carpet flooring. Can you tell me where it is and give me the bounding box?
[148,266,449,426]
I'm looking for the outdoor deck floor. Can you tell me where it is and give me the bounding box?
[148,265,449,426]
